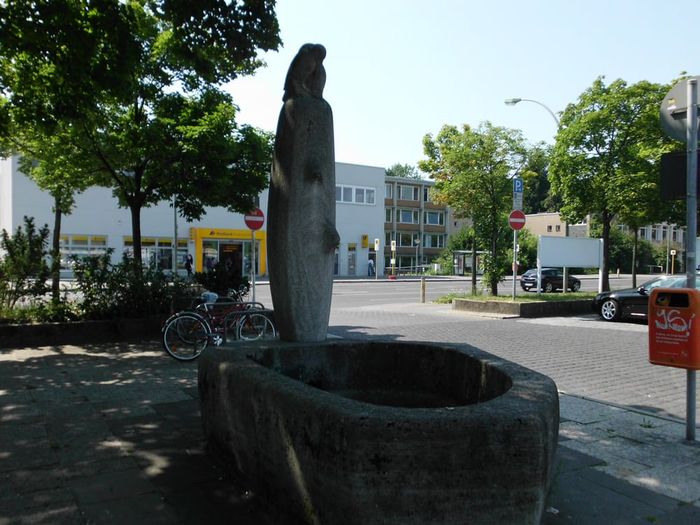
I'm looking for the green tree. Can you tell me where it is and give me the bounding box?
[0,1,280,273]
[420,122,526,295]
[386,163,423,180]
[514,228,538,272]
[520,144,560,214]
[550,77,671,291]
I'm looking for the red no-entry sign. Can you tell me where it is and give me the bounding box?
[244,208,265,230]
[508,210,526,231]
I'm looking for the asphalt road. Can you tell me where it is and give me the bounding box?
[251,276,696,425]
[253,273,651,309]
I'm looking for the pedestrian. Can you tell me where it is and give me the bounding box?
[185,254,193,278]
[368,258,375,277]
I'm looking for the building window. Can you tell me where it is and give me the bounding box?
[547,225,552,232]
[555,225,561,232]
[398,232,420,247]
[343,186,353,203]
[423,211,444,226]
[639,227,647,239]
[423,234,445,248]
[385,208,392,222]
[385,231,394,246]
[385,183,393,199]
[423,187,430,202]
[399,185,419,201]
[651,228,657,241]
[336,184,377,205]
[398,209,419,224]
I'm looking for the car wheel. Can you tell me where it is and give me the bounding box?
[600,299,621,322]
[544,282,554,293]
[571,281,581,292]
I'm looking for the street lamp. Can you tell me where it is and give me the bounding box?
[504,98,560,127]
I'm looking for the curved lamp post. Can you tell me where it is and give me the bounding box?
[504,98,560,127]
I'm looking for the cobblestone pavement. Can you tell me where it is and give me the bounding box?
[1,303,699,524]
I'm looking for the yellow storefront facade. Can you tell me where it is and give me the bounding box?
[190,227,268,276]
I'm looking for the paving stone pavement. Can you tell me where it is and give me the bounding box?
[0,302,699,524]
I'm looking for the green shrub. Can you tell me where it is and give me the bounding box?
[0,216,51,309]
[72,251,198,320]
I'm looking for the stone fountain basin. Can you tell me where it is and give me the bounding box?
[198,340,559,525]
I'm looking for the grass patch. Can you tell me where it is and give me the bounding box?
[435,292,598,304]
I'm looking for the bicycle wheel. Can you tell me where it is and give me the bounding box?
[237,312,276,341]
[163,313,210,361]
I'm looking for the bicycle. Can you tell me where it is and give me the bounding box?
[162,292,276,361]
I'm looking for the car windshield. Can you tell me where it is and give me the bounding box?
[640,275,691,292]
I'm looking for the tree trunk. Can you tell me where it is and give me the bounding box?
[601,212,611,292]
[471,241,477,295]
[631,228,638,288]
[130,204,143,275]
[51,198,62,302]
[490,234,498,296]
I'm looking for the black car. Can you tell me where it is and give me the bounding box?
[520,268,581,293]
[593,274,693,322]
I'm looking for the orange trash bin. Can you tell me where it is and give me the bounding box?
[648,288,700,370]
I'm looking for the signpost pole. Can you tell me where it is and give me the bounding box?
[512,229,518,300]
[686,78,698,442]
[251,228,256,304]
[511,178,524,300]
[244,208,264,304]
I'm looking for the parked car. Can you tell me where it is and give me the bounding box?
[593,274,693,322]
[520,268,581,293]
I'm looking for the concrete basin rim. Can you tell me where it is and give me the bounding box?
[202,340,558,422]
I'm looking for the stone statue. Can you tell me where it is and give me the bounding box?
[267,44,340,342]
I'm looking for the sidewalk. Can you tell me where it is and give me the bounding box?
[1,341,699,524]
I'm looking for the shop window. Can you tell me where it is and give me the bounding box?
[59,234,108,270]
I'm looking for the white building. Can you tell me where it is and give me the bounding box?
[0,156,386,277]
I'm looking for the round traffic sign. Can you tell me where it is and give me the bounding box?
[244,208,265,230]
[508,210,526,231]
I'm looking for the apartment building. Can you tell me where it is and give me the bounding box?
[383,176,449,273]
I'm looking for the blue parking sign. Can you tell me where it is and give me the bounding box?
[513,178,524,193]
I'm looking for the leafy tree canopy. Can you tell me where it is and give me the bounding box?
[549,76,672,290]
[386,163,423,180]
[419,122,526,294]
[0,0,281,270]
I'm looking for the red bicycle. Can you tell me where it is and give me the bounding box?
[161,292,276,361]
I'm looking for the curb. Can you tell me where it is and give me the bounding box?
[0,317,163,349]
[452,298,592,318]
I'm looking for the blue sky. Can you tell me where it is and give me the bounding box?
[226,0,695,170]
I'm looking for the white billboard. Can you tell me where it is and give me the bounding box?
[537,236,603,268]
